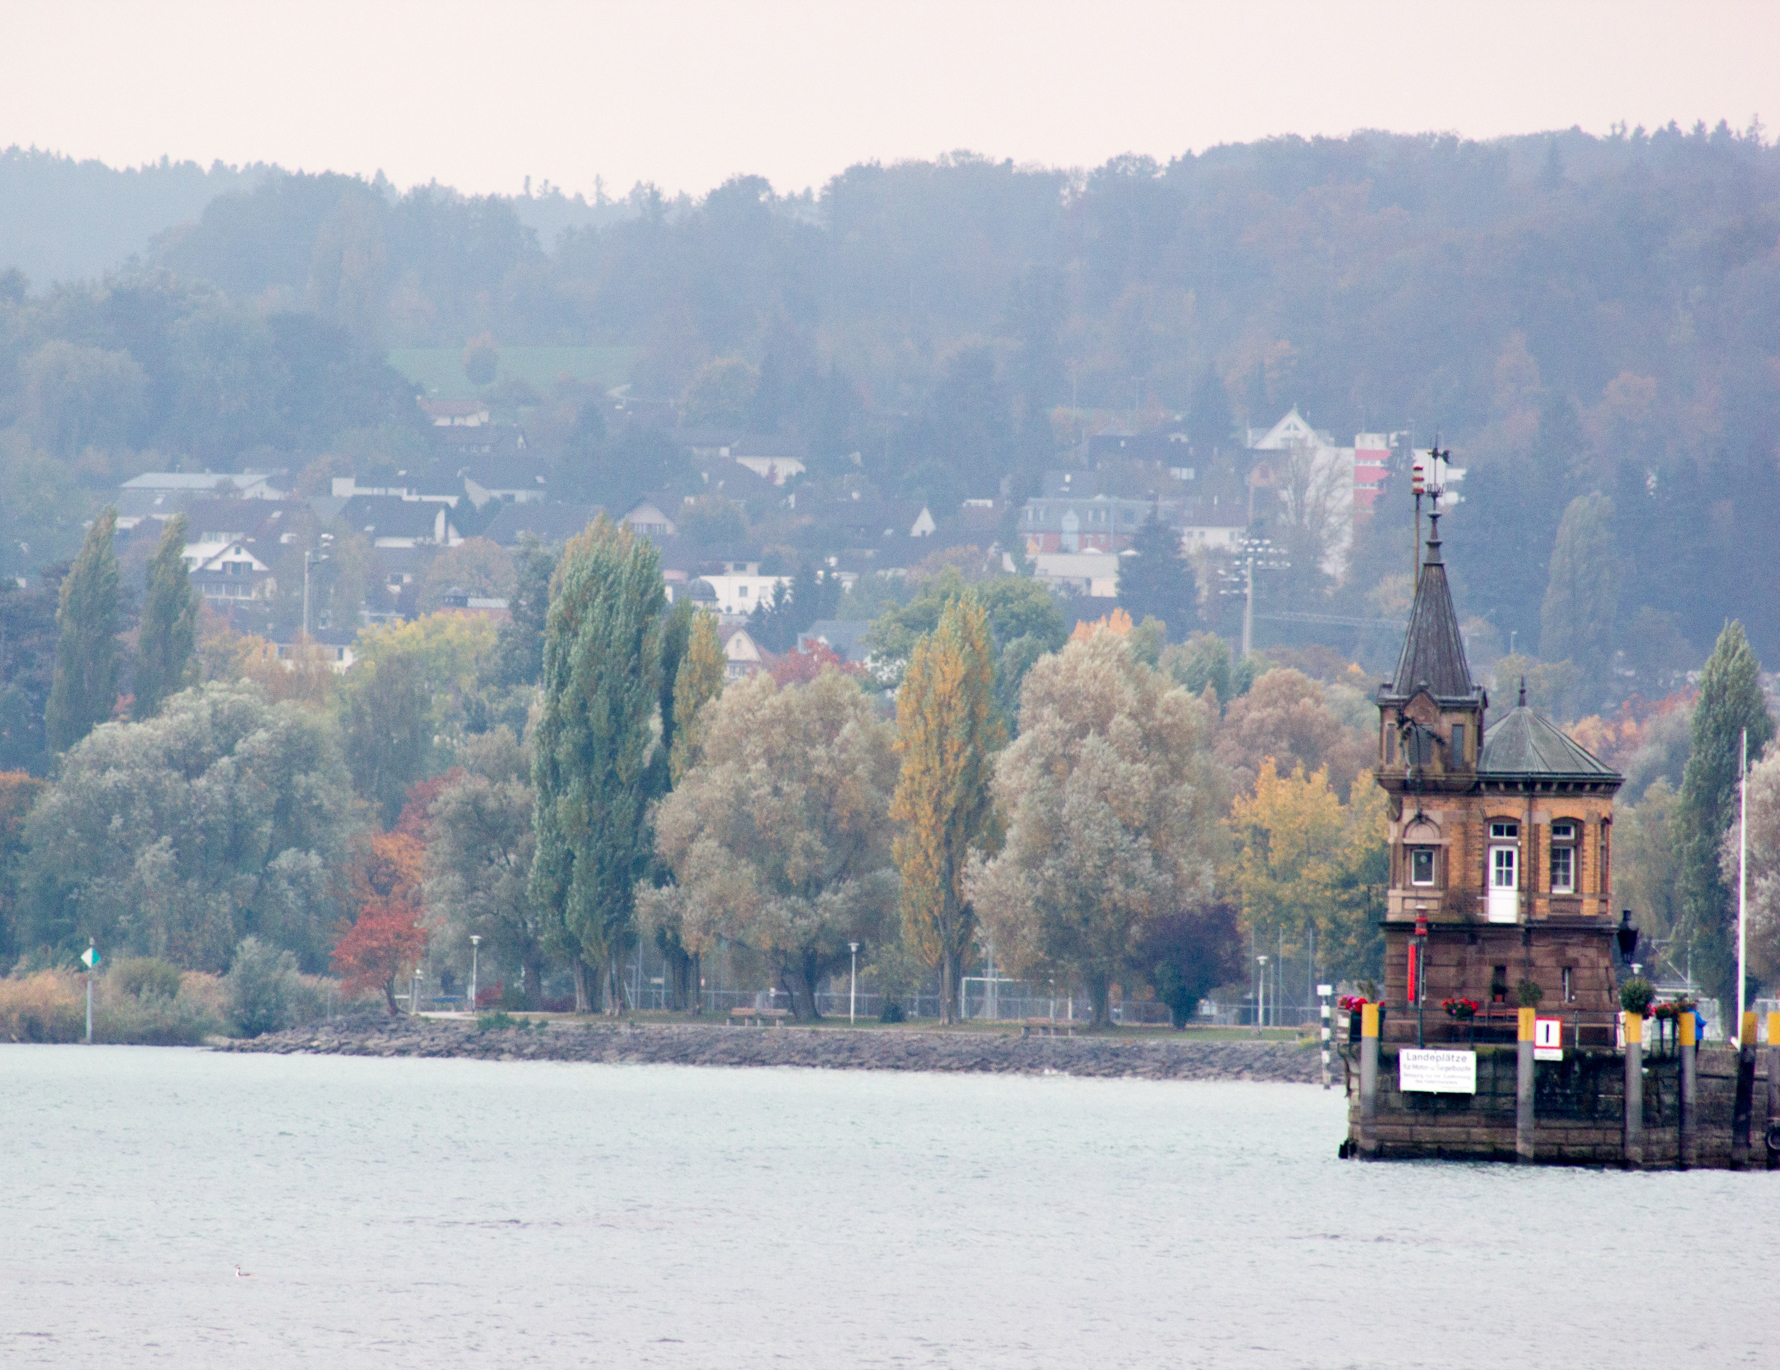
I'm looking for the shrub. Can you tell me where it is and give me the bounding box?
[226,936,304,1037]
[0,971,85,1042]
[1619,976,1656,1016]
[112,957,184,1002]
[477,1010,516,1031]
[879,1000,906,1024]
[95,977,223,1045]
[1517,979,1545,1008]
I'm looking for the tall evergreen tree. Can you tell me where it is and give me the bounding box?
[529,516,666,1013]
[890,593,1004,1023]
[1677,621,1775,1015]
[133,513,198,719]
[1117,512,1195,639]
[45,508,120,752]
[491,534,555,687]
[1538,492,1618,715]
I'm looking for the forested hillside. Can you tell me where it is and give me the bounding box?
[3,122,1779,663]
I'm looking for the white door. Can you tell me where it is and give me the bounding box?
[1488,844,1519,923]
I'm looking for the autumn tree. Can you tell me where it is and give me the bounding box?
[1214,667,1371,800]
[530,517,665,1012]
[669,608,725,786]
[648,669,899,1019]
[969,623,1228,1026]
[1679,621,1775,1012]
[891,593,1004,1023]
[332,902,428,1014]
[133,513,198,719]
[1227,759,1387,987]
[45,507,120,752]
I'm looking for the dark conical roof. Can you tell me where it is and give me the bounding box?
[1386,518,1475,702]
[1479,706,1621,781]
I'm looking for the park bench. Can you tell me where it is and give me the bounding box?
[729,1006,793,1027]
[1022,1017,1080,1037]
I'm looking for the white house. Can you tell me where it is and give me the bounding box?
[1031,551,1121,599]
[419,398,490,427]
[718,625,772,679]
[182,539,277,602]
[461,458,549,508]
[339,495,461,549]
[621,500,677,537]
[699,573,792,618]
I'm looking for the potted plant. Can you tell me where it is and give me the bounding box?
[1517,979,1544,1009]
[1441,997,1480,1021]
[1619,976,1655,1016]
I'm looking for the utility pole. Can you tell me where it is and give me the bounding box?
[849,941,859,1027]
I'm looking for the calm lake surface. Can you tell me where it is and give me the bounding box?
[2,1046,1771,1368]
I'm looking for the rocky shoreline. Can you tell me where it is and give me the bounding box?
[216,1015,1324,1082]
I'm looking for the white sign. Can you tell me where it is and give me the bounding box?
[1534,1017,1564,1061]
[1399,1048,1477,1094]
[80,946,98,969]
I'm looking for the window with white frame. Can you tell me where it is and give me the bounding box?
[1550,821,1576,894]
[1410,848,1437,886]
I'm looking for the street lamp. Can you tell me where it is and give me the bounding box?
[469,934,481,1014]
[849,942,859,1026]
[1256,954,1269,1033]
[303,534,334,638]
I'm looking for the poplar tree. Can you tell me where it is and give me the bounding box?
[133,513,198,719]
[669,609,725,787]
[1117,511,1195,638]
[891,593,1004,1023]
[1677,620,1774,1013]
[529,516,665,1013]
[45,508,120,752]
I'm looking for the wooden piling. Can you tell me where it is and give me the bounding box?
[1678,1010,1697,1170]
[1732,1010,1756,1170]
[1359,1002,1379,1159]
[1516,1006,1536,1164]
[1623,1011,1643,1170]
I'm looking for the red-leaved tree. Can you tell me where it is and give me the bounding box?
[332,898,428,1015]
[769,641,865,687]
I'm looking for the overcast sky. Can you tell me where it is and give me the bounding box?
[9,1,1775,199]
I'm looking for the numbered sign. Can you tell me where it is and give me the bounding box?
[1534,1016,1563,1061]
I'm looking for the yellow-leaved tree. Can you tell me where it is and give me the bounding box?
[1227,759,1387,986]
[669,609,726,786]
[890,594,1004,1023]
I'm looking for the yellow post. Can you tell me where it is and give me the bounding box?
[1516,1007,1536,1163]
[1624,1012,1644,1169]
[1358,1002,1379,1158]
[1743,1010,1758,1047]
[1624,1011,1642,1046]
[1768,1015,1780,1170]
[1679,1008,1697,1170]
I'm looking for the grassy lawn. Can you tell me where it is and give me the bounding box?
[388,345,639,399]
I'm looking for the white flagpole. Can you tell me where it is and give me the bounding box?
[1738,728,1748,1045]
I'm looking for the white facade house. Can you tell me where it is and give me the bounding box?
[182,540,277,601]
[419,399,490,427]
[718,625,771,679]
[699,573,792,618]
[621,501,677,537]
[1031,551,1121,598]
[733,454,806,485]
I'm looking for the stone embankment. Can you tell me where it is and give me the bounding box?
[219,1015,1322,1082]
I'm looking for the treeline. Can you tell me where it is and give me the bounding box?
[1,514,1402,1026]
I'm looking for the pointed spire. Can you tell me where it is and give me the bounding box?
[1389,510,1474,701]
[1424,510,1443,565]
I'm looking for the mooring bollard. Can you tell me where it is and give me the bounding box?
[1767,1012,1780,1171]
[1516,1005,1536,1164]
[1679,1010,1697,1170]
[1624,1011,1644,1170]
[1359,1002,1379,1159]
[1732,1010,1757,1169]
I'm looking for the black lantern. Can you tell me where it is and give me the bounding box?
[1616,909,1640,963]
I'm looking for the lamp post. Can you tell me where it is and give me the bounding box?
[1257,954,1269,1033]
[303,534,334,637]
[849,942,859,1026]
[469,934,481,1015]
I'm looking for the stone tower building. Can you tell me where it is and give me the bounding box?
[1375,515,1625,1044]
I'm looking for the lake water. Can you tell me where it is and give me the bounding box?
[2,1047,1772,1368]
